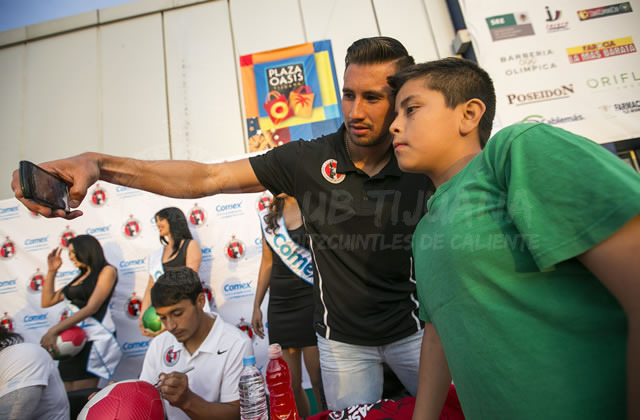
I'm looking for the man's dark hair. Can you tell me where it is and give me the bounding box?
[345,37,415,72]
[151,267,203,308]
[388,57,496,147]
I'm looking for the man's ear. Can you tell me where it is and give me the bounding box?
[196,292,206,309]
[459,98,486,137]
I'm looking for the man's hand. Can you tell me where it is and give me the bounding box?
[157,372,194,410]
[11,153,100,219]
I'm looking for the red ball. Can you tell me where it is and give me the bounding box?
[53,326,87,360]
[78,380,164,419]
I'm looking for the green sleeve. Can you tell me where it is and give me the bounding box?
[493,123,640,270]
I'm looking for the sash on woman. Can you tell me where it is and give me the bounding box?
[259,209,313,285]
[63,303,122,381]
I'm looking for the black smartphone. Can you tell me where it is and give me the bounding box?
[19,160,70,212]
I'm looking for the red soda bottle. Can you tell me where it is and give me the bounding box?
[265,343,299,420]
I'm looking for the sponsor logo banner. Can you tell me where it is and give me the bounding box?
[122,340,150,358]
[0,278,17,295]
[578,2,633,21]
[586,71,640,89]
[486,12,535,41]
[520,114,585,125]
[613,100,640,113]
[506,84,574,105]
[118,258,147,275]
[499,49,557,76]
[567,37,637,63]
[23,313,48,330]
[544,7,569,32]
[0,206,19,222]
[24,236,49,252]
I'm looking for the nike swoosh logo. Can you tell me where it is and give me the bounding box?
[217,349,228,355]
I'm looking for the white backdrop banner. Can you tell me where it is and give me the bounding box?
[0,182,275,381]
[460,0,640,143]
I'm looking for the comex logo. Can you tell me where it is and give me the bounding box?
[119,258,146,275]
[122,340,150,358]
[23,313,48,330]
[86,225,111,240]
[223,280,253,300]
[0,278,17,295]
[0,206,19,222]
[215,202,244,219]
[24,235,48,252]
[201,246,213,262]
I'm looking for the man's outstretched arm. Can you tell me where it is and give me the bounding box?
[11,152,264,219]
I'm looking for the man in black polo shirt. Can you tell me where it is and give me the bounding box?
[11,37,433,410]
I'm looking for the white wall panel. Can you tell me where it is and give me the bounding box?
[164,1,245,161]
[23,28,100,163]
[300,0,379,88]
[230,0,306,56]
[374,0,440,63]
[99,15,170,159]
[422,0,455,58]
[0,45,25,200]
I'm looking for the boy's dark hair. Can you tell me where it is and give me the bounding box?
[151,267,203,308]
[68,235,109,275]
[388,57,496,147]
[155,207,193,258]
[345,37,415,73]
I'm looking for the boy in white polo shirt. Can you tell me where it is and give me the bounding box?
[140,267,252,420]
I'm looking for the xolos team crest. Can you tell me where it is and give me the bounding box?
[256,193,273,212]
[189,204,206,227]
[60,227,75,248]
[28,269,45,293]
[0,237,15,259]
[1,313,14,332]
[321,159,346,184]
[225,236,245,261]
[236,318,254,340]
[163,345,181,367]
[126,292,142,318]
[123,215,141,239]
[90,184,107,206]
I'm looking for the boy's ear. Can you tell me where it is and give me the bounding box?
[459,98,486,137]
[197,292,206,309]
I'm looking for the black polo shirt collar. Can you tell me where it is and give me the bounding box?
[334,124,404,179]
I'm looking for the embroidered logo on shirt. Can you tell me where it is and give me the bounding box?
[321,159,346,184]
[164,345,181,367]
[217,349,228,355]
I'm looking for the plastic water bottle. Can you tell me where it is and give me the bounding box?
[239,356,268,420]
[265,343,298,420]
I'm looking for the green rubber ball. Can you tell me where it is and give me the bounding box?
[142,306,163,332]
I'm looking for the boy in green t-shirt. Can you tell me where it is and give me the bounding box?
[387,58,640,419]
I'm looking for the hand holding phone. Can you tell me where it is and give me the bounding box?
[19,160,71,213]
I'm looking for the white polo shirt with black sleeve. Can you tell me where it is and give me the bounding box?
[140,313,252,420]
[249,125,433,346]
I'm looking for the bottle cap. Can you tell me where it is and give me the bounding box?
[268,343,282,359]
[243,355,256,366]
